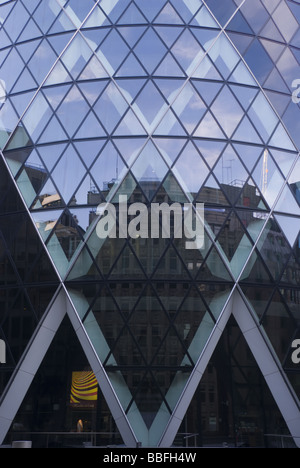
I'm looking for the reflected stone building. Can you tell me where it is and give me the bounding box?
[0,0,300,448]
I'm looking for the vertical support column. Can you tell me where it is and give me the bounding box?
[0,288,66,445]
[232,290,300,448]
[158,293,234,447]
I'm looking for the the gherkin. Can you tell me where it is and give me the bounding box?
[0,0,300,448]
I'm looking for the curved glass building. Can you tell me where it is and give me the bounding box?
[0,0,300,448]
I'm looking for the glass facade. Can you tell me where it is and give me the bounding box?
[0,0,299,448]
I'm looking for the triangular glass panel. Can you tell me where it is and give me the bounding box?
[47,32,75,57]
[279,248,300,287]
[194,110,225,139]
[15,151,48,208]
[113,137,148,168]
[229,60,257,87]
[116,78,147,105]
[288,158,300,206]
[235,178,268,212]
[116,52,148,77]
[264,68,290,94]
[48,8,77,34]
[274,184,300,217]
[108,244,146,280]
[239,283,276,322]
[155,2,185,24]
[213,145,249,204]
[207,33,240,80]
[31,209,64,242]
[27,39,58,85]
[130,141,169,198]
[260,18,284,42]
[75,111,107,139]
[193,140,226,169]
[4,146,33,177]
[261,289,296,363]
[44,59,73,86]
[259,38,285,63]
[172,284,216,354]
[151,242,190,280]
[100,29,130,73]
[232,115,263,144]
[153,107,187,136]
[127,371,167,429]
[243,38,275,84]
[226,9,254,34]
[93,82,129,134]
[256,216,292,282]
[247,92,279,144]
[71,174,104,208]
[59,0,96,27]
[162,171,191,204]
[73,137,105,168]
[252,149,285,209]
[117,25,147,49]
[171,82,206,135]
[79,55,109,81]
[170,28,205,75]
[196,174,230,206]
[117,2,148,24]
[191,4,219,28]
[22,93,54,144]
[90,141,127,195]
[133,28,167,74]
[210,85,244,138]
[133,80,167,129]
[172,141,209,199]
[205,0,238,26]
[192,54,223,81]
[269,122,297,151]
[42,84,72,111]
[153,137,187,167]
[38,115,69,144]
[154,52,186,77]
[82,3,111,28]
[45,213,86,276]
[197,244,233,282]
[134,0,168,22]
[274,214,300,249]
[229,83,259,111]
[196,283,232,322]
[37,143,68,173]
[191,79,222,106]
[239,247,274,284]
[232,144,263,175]
[51,144,86,205]
[12,67,38,94]
[155,26,183,48]
[171,228,212,279]
[56,85,90,138]
[30,177,64,211]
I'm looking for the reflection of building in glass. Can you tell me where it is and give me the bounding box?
[0,0,300,449]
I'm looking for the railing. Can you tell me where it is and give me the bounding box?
[4,431,124,448]
[264,434,299,448]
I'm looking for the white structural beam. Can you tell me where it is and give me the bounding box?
[158,289,300,448]
[232,290,300,448]
[0,288,66,445]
